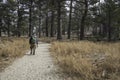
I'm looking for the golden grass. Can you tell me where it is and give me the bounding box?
[50,41,120,80]
[0,37,29,71]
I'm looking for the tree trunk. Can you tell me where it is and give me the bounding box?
[50,0,55,37]
[0,19,2,37]
[67,0,73,39]
[29,0,33,37]
[45,13,49,37]
[62,25,65,35]
[7,20,10,37]
[77,19,80,39]
[38,15,41,38]
[99,25,102,35]
[0,28,1,37]
[17,0,21,37]
[57,0,62,40]
[50,10,54,37]
[108,8,112,41]
[38,1,41,38]
[102,23,107,37]
[79,0,88,40]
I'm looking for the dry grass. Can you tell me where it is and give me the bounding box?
[50,41,120,80]
[0,37,29,71]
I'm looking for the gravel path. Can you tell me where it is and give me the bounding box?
[0,42,65,80]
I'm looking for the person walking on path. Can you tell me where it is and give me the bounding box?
[29,36,36,55]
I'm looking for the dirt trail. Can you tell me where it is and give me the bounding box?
[0,42,65,80]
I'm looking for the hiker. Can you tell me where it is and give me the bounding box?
[29,36,36,55]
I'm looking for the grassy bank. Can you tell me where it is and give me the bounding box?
[0,37,29,71]
[50,41,120,80]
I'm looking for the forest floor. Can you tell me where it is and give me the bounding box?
[0,42,67,80]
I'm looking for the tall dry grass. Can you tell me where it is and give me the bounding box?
[0,37,29,71]
[50,41,120,80]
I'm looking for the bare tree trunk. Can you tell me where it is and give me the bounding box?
[45,13,49,37]
[17,0,21,37]
[98,0,102,38]
[62,25,65,35]
[79,0,88,40]
[0,19,2,37]
[29,0,33,37]
[0,28,1,37]
[108,8,112,41]
[77,18,80,39]
[99,25,102,35]
[38,1,41,38]
[38,15,41,37]
[50,10,54,37]
[7,20,10,37]
[50,0,55,37]
[57,0,62,40]
[67,0,73,39]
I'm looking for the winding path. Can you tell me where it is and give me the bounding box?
[0,42,65,80]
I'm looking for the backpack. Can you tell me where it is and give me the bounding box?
[30,37,36,44]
